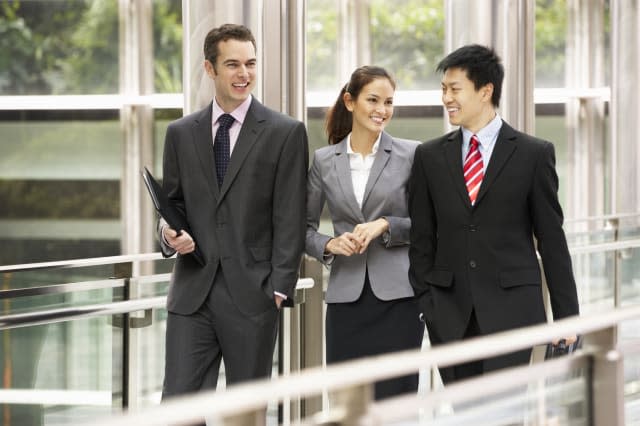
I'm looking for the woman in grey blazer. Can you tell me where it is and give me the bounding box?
[306,66,423,399]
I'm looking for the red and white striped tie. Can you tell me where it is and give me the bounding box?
[463,135,483,205]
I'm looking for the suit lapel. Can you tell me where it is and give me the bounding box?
[443,130,472,208]
[474,121,517,206]
[333,139,366,221]
[361,132,391,209]
[218,98,266,201]
[192,103,220,200]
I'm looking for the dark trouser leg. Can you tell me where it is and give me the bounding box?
[436,310,532,385]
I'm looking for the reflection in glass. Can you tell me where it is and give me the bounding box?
[0,114,122,265]
[414,370,589,425]
[0,318,121,425]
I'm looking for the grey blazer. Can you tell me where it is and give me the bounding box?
[158,98,309,316]
[306,132,419,303]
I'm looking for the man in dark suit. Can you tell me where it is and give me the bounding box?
[157,24,308,399]
[408,44,579,384]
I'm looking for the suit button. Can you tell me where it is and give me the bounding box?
[469,260,477,268]
[469,225,477,232]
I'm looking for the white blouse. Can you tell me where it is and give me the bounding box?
[346,133,381,208]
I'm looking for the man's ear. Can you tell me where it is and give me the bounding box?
[204,59,216,78]
[482,83,494,102]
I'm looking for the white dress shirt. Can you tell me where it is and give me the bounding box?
[346,132,381,208]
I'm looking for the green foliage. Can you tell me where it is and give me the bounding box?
[535,0,567,87]
[0,179,119,219]
[306,0,339,90]
[0,0,88,94]
[369,0,444,89]
[152,0,182,93]
[0,0,182,95]
[306,0,444,91]
[60,1,119,94]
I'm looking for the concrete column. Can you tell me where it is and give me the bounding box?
[610,0,640,215]
[119,0,155,261]
[565,0,607,220]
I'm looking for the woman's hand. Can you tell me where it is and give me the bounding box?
[324,232,362,256]
[352,218,389,254]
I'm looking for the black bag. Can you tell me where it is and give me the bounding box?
[545,335,583,359]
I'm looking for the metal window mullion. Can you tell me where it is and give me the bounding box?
[118,0,155,413]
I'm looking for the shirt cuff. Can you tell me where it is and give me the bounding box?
[160,224,170,246]
[274,291,287,299]
[322,252,335,265]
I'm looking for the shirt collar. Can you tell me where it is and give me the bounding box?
[461,113,503,147]
[346,132,381,156]
[211,95,252,125]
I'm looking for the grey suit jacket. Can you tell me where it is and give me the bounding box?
[158,98,309,316]
[306,132,419,303]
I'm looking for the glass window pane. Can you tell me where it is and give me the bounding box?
[535,0,567,88]
[369,0,444,90]
[0,1,119,95]
[153,0,182,94]
[306,0,340,91]
[0,112,122,264]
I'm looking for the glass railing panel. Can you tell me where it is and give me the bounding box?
[132,308,166,409]
[571,250,616,314]
[620,247,640,305]
[1,264,124,315]
[0,257,175,316]
[414,371,589,426]
[624,351,640,424]
[0,316,124,426]
[618,215,640,241]
[565,227,617,247]
[564,213,640,248]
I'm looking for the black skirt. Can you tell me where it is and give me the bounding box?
[326,271,424,400]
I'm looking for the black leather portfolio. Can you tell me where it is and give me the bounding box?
[141,167,204,266]
[545,335,583,359]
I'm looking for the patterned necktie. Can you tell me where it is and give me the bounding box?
[463,134,484,205]
[213,113,235,187]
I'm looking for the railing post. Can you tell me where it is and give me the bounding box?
[608,218,622,308]
[112,261,133,410]
[327,384,373,425]
[220,409,266,426]
[300,256,325,417]
[587,326,625,425]
[279,286,303,423]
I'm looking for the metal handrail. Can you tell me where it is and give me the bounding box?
[2,235,637,299]
[0,277,127,300]
[567,237,640,254]
[0,277,315,330]
[0,296,166,330]
[0,252,165,273]
[85,304,637,426]
[564,212,640,224]
[363,354,591,424]
[0,210,637,274]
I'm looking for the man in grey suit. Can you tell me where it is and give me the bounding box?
[158,24,308,400]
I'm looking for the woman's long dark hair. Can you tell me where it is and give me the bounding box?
[325,66,396,145]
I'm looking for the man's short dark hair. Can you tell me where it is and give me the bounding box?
[204,24,256,69]
[436,44,504,108]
